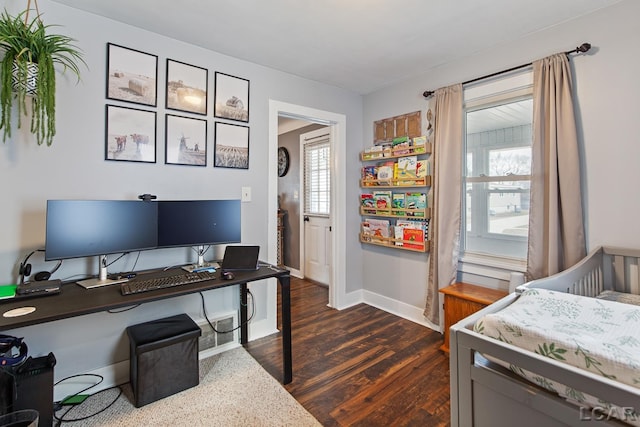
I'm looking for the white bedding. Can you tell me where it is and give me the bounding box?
[474,288,640,424]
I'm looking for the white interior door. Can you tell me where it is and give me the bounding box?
[301,128,331,285]
[304,215,331,284]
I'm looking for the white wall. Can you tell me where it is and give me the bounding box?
[361,0,640,326]
[0,0,363,381]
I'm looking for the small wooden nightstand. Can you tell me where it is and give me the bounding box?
[439,282,508,353]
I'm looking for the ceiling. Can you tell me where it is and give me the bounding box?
[52,0,621,95]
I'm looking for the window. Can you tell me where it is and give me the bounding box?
[463,71,533,261]
[303,138,330,216]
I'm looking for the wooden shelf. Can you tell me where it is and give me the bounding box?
[359,233,429,253]
[361,175,431,188]
[360,207,431,220]
[361,142,432,161]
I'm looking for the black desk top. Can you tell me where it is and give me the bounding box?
[0,264,289,331]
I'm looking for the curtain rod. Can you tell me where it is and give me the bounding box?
[422,42,591,99]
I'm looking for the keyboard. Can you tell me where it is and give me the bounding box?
[121,271,217,295]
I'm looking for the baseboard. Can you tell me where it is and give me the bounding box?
[362,289,440,332]
[53,343,242,402]
[334,289,364,310]
[283,266,303,278]
[53,360,130,402]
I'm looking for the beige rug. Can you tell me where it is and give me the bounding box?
[55,347,320,426]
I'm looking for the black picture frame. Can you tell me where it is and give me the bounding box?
[165,114,208,166]
[214,72,249,123]
[214,122,249,169]
[105,104,157,163]
[106,43,158,107]
[166,59,208,115]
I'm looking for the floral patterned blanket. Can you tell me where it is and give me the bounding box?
[474,288,640,425]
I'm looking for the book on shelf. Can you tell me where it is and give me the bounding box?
[415,159,427,185]
[392,136,410,155]
[403,227,425,250]
[373,191,392,213]
[360,193,376,214]
[362,218,390,243]
[396,156,417,185]
[393,225,404,246]
[394,219,425,248]
[362,166,377,185]
[412,136,427,153]
[405,192,427,216]
[391,193,405,215]
[377,165,393,186]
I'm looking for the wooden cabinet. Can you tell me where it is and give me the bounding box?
[439,282,508,353]
[373,111,421,144]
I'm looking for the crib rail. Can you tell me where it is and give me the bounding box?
[520,246,640,297]
[603,246,640,294]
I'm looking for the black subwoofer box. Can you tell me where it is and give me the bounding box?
[127,314,201,407]
[0,352,56,427]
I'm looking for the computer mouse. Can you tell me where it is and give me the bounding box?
[222,271,235,280]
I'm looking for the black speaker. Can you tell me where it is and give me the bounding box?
[0,353,56,427]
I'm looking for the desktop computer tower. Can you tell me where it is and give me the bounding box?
[0,353,56,427]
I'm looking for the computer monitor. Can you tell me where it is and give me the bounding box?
[157,199,241,271]
[45,200,158,288]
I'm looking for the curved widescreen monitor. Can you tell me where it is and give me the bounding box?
[45,200,158,261]
[157,199,241,248]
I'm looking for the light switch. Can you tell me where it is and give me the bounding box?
[293,190,299,200]
[241,187,252,202]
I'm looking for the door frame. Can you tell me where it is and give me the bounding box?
[269,100,346,309]
[299,127,332,285]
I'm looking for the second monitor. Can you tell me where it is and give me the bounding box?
[157,199,241,271]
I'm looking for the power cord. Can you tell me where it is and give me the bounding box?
[53,373,122,425]
[198,289,255,334]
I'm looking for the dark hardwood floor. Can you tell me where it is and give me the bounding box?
[245,277,451,427]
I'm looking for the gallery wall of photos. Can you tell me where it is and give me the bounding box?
[104,42,251,169]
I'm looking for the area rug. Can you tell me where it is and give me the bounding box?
[55,347,321,426]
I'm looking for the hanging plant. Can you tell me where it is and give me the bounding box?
[0,4,85,146]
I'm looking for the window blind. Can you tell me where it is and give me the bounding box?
[303,137,330,216]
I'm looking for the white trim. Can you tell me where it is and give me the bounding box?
[362,290,440,332]
[269,100,347,314]
[54,360,130,401]
[459,251,526,281]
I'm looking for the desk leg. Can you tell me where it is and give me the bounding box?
[240,283,248,344]
[279,274,292,384]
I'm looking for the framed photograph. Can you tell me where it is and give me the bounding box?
[165,114,208,166]
[106,43,158,107]
[214,122,249,169]
[166,59,208,115]
[105,105,156,163]
[214,72,249,122]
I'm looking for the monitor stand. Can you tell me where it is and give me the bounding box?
[182,245,219,273]
[77,255,128,289]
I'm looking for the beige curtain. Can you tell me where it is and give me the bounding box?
[424,84,463,325]
[527,54,586,280]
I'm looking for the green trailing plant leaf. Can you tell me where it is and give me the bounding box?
[0,9,86,146]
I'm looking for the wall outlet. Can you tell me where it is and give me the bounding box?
[241,186,251,202]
